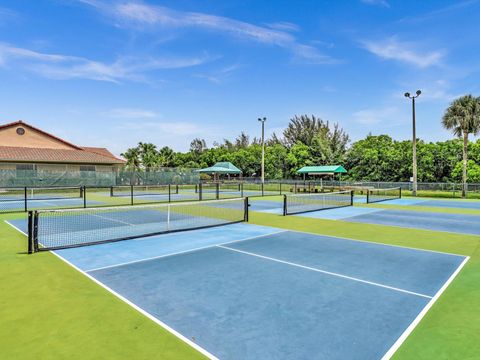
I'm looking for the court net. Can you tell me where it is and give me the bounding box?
[28,197,248,253]
[110,185,178,197]
[283,190,353,215]
[0,186,83,202]
[366,187,401,204]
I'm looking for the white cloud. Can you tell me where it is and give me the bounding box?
[195,63,242,84]
[0,42,210,82]
[80,0,337,64]
[267,22,300,32]
[0,6,18,24]
[104,108,158,118]
[361,0,390,7]
[353,106,398,124]
[362,37,444,68]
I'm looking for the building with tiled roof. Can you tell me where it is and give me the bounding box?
[0,120,125,176]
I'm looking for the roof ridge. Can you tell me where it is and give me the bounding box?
[0,120,83,150]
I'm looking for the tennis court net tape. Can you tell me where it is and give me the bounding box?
[28,197,248,253]
[283,190,354,215]
[366,187,402,204]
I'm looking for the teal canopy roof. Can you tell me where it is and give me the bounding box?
[197,162,242,174]
[296,165,347,174]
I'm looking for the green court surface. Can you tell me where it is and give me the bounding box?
[1,201,480,359]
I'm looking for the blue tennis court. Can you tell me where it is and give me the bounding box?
[8,219,467,359]
[298,206,480,235]
[0,198,103,212]
[411,198,480,210]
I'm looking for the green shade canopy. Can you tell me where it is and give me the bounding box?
[296,165,347,174]
[197,162,242,174]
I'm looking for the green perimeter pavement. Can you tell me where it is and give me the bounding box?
[1,204,480,359]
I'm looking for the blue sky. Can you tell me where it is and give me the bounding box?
[0,0,479,154]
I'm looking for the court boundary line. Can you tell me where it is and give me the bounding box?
[3,220,219,360]
[380,255,470,360]
[5,220,219,360]
[295,206,383,220]
[50,251,219,360]
[217,245,432,299]
[339,211,480,238]
[253,225,468,258]
[86,230,288,272]
[5,219,470,359]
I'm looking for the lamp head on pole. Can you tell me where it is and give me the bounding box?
[258,117,267,123]
[404,90,422,99]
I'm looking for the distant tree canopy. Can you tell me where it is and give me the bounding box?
[121,113,480,183]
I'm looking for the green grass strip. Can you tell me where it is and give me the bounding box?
[0,213,206,360]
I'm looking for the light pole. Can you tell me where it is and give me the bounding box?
[258,117,267,183]
[404,90,421,196]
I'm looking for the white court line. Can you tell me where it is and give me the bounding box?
[2,220,218,359]
[5,219,470,359]
[217,245,432,299]
[86,230,288,272]
[4,220,27,236]
[340,215,480,238]
[50,251,219,360]
[253,224,468,258]
[381,256,470,359]
[91,213,135,226]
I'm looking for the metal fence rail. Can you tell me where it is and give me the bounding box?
[2,179,480,214]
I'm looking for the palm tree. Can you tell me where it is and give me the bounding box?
[120,147,141,170]
[138,142,158,170]
[442,95,480,197]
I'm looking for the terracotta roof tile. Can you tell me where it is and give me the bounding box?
[81,147,124,161]
[0,146,125,164]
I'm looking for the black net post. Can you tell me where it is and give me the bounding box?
[83,186,87,208]
[27,211,33,254]
[283,194,287,216]
[399,188,402,199]
[130,185,134,205]
[199,183,203,201]
[24,187,28,212]
[110,186,114,197]
[216,182,220,200]
[261,182,264,196]
[168,184,171,202]
[32,211,39,252]
[350,190,354,205]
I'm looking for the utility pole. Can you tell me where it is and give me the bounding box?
[404,90,421,196]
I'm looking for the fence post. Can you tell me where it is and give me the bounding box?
[24,187,28,212]
[216,182,220,200]
[199,183,202,201]
[283,194,287,216]
[130,185,134,205]
[168,184,171,203]
[83,186,87,208]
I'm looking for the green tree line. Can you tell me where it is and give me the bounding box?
[122,96,480,185]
